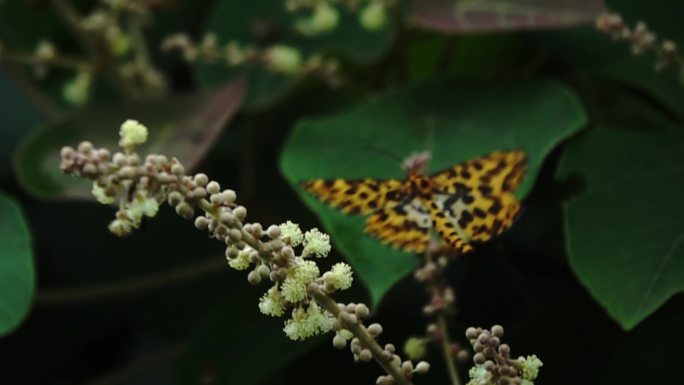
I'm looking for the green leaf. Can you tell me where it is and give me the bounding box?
[177,302,320,385]
[0,194,35,336]
[280,80,587,305]
[411,0,606,33]
[14,79,244,200]
[195,1,394,110]
[557,127,684,330]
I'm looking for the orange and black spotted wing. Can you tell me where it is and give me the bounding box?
[427,150,527,252]
[301,178,405,215]
[364,197,431,253]
[302,178,432,252]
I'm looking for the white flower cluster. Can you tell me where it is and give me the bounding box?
[225,221,353,341]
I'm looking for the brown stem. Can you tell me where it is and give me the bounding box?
[308,285,413,385]
[438,314,461,385]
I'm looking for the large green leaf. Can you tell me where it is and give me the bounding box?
[14,79,244,200]
[280,80,587,305]
[195,1,395,110]
[0,194,35,336]
[557,127,684,330]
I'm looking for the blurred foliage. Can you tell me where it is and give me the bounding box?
[0,0,682,384]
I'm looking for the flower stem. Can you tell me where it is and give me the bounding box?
[308,285,413,385]
[438,314,461,385]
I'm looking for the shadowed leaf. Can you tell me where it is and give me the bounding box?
[557,127,684,330]
[14,79,244,200]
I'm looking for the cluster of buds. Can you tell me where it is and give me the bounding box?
[596,12,682,74]
[328,301,430,385]
[60,119,431,385]
[60,119,355,341]
[464,325,542,385]
[285,0,395,32]
[80,0,167,98]
[161,34,341,86]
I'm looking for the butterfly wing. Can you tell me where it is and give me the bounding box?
[302,178,431,252]
[301,178,405,215]
[429,150,527,251]
[365,197,431,253]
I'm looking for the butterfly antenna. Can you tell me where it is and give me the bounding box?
[361,145,404,163]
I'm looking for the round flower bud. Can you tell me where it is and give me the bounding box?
[376,375,393,385]
[78,141,94,154]
[333,334,347,350]
[206,181,221,194]
[355,303,370,318]
[473,352,486,365]
[171,163,185,175]
[280,246,295,260]
[499,344,511,357]
[401,360,414,373]
[60,146,75,158]
[265,45,302,74]
[367,323,383,337]
[234,206,247,221]
[195,216,209,230]
[168,191,183,207]
[222,189,236,204]
[415,361,430,374]
[193,173,208,187]
[359,349,373,362]
[256,264,270,279]
[175,202,194,219]
[267,225,281,239]
[489,336,501,348]
[210,193,224,205]
[465,327,479,340]
[192,186,207,199]
[228,228,242,242]
[247,270,261,285]
[219,211,236,226]
[384,344,395,354]
[491,324,504,338]
[225,246,239,259]
[478,333,490,345]
[251,223,264,237]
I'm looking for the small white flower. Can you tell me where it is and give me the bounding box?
[92,182,115,204]
[125,193,159,224]
[467,365,493,385]
[324,263,353,290]
[303,228,331,258]
[283,302,334,341]
[108,218,133,237]
[119,119,148,149]
[227,248,251,270]
[279,220,304,246]
[519,355,543,381]
[259,287,286,317]
[281,258,320,302]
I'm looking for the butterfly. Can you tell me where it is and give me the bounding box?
[301,150,527,254]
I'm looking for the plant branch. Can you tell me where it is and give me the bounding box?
[438,314,461,385]
[308,285,413,385]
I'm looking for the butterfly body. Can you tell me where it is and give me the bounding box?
[302,150,527,255]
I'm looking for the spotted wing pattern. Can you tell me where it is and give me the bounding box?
[302,150,527,255]
[428,150,527,250]
[364,197,431,253]
[302,178,404,215]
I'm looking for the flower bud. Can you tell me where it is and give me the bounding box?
[415,361,430,374]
